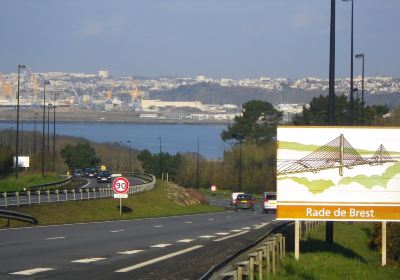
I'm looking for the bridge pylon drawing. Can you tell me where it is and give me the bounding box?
[278,134,397,176]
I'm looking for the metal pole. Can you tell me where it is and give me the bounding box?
[361,55,364,124]
[42,81,49,177]
[349,0,354,124]
[33,112,37,154]
[158,137,162,179]
[326,0,336,244]
[382,221,387,266]
[47,104,50,153]
[238,140,242,192]
[53,94,57,171]
[117,142,120,172]
[15,64,25,179]
[196,136,200,189]
[127,140,132,173]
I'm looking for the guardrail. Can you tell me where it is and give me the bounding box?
[0,209,38,225]
[0,173,156,208]
[27,175,72,191]
[203,220,324,280]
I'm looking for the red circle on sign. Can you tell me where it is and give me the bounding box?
[113,177,130,194]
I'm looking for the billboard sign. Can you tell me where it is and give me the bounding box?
[13,156,30,168]
[277,126,400,221]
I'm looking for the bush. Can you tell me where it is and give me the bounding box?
[370,222,400,263]
[0,146,13,176]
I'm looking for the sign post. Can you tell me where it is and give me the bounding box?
[113,177,129,216]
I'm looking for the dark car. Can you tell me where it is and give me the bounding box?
[234,194,255,211]
[73,169,83,178]
[84,167,97,178]
[97,171,111,183]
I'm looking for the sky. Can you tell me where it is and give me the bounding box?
[1,0,399,79]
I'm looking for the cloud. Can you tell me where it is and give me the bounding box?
[78,16,125,36]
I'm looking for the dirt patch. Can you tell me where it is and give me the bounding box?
[164,183,207,206]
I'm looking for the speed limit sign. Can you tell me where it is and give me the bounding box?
[113,177,129,194]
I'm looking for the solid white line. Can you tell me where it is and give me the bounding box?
[199,235,215,239]
[10,268,54,275]
[176,239,194,243]
[118,249,144,255]
[110,229,124,233]
[45,236,65,240]
[115,245,203,273]
[216,232,230,236]
[150,243,172,248]
[213,230,250,242]
[71,257,106,263]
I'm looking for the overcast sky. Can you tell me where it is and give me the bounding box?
[1,0,399,78]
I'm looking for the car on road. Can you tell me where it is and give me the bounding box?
[234,193,255,211]
[73,169,83,178]
[262,192,277,213]
[84,167,97,178]
[97,170,112,183]
[231,192,244,206]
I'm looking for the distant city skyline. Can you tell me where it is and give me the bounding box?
[1,0,399,79]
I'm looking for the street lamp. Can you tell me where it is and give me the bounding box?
[15,64,25,179]
[47,103,51,153]
[343,0,355,124]
[157,137,162,179]
[53,93,59,171]
[196,136,200,190]
[33,112,38,154]
[355,53,365,124]
[116,141,123,171]
[127,140,132,173]
[42,80,50,177]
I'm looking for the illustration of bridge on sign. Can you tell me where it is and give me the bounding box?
[278,134,397,176]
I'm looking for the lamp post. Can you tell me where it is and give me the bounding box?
[343,0,355,124]
[47,103,51,153]
[42,80,50,177]
[355,53,365,124]
[15,64,25,179]
[33,112,38,154]
[158,137,162,179]
[196,136,200,190]
[53,93,59,171]
[117,142,120,172]
[127,140,132,173]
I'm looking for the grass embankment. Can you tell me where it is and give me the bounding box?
[271,222,400,280]
[0,173,64,192]
[0,183,224,228]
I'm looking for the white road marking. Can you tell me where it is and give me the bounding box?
[118,249,144,255]
[10,268,54,275]
[150,243,172,248]
[176,239,194,243]
[154,225,163,228]
[45,236,65,240]
[254,222,270,229]
[110,229,124,233]
[241,227,251,230]
[208,218,214,221]
[216,232,230,236]
[199,235,215,239]
[230,229,242,232]
[185,221,192,224]
[116,245,203,273]
[213,230,250,242]
[71,257,106,263]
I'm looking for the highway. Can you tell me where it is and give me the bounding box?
[0,196,280,279]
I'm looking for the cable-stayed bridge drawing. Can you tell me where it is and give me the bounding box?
[277,134,397,176]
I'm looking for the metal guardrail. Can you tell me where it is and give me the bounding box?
[0,209,38,225]
[0,173,156,208]
[28,175,72,191]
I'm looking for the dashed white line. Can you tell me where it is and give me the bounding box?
[199,235,215,239]
[154,225,163,228]
[10,268,54,275]
[241,227,251,230]
[176,239,194,243]
[45,236,65,240]
[150,243,172,248]
[118,249,144,255]
[213,230,250,242]
[71,257,106,263]
[216,232,230,236]
[185,221,193,224]
[110,229,125,233]
[115,245,203,273]
[254,222,270,229]
[230,229,242,232]
[208,218,214,221]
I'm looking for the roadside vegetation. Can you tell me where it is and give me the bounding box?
[0,181,224,228]
[270,222,400,280]
[0,173,64,192]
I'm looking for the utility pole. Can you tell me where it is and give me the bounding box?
[196,136,200,189]
[15,64,25,179]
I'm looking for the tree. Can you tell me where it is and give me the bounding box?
[60,143,100,170]
[292,94,389,125]
[221,100,282,143]
[0,146,13,176]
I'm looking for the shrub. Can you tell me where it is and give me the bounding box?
[370,222,400,263]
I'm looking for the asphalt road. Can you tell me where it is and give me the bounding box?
[0,197,280,280]
[0,177,146,207]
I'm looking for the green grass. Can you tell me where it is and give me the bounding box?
[0,173,64,192]
[0,183,225,228]
[270,222,400,280]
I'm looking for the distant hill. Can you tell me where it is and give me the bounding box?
[149,82,400,109]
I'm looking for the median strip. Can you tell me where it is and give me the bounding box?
[213,230,249,242]
[115,245,203,273]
